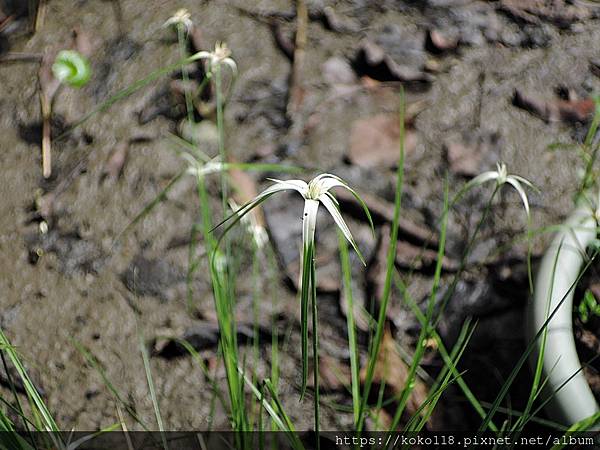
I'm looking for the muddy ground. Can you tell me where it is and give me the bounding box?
[1,0,600,431]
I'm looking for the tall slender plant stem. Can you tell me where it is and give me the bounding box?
[215,64,228,219]
[338,232,360,426]
[357,91,406,432]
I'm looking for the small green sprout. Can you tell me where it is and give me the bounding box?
[51,50,91,88]
[215,173,374,397]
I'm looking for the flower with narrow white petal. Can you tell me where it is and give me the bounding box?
[163,8,193,33]
[193,41,237,76]
[214,173,374,398]
[465,162,535,217]
[215,173,373,265]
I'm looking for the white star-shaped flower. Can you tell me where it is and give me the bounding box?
[193,41,237,76]
[466,162,535,217]
[163,8,193,33]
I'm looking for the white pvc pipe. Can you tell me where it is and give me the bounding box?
[528,208,599,425]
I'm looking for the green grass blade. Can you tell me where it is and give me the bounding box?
[139,333,167,449]
[114,169,186,244]
[408,319,476,433]
[400,281,498,431]
[387,178,450,431]
[338,231,361,426]
[0,329,59,434]
[357,89,406,432]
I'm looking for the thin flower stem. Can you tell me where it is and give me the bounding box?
[357,92,405,432]
[338,231,361,426]
[215,64,228,219]
[177,23,195,126]
[433,185,499,329]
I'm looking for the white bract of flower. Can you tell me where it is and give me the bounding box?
[467,162,534,217]
[193,42,237,76]
[163,8,193,32]
[216,173,373,265]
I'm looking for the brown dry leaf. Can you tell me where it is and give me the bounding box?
[513,89,595,123]
[360,328,429,419]
[348,113,417,169]
[228,163,265,228]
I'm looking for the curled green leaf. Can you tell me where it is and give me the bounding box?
[52,50,91,88]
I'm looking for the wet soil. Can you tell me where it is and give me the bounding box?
[1,0,600,431]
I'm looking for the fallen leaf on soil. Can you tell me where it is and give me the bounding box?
[360,328,428,419]
[229,162,265,228]
[348,113,417,169]
[513,89,595,123]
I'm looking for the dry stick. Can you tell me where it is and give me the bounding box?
[0,53,42,64]
[39,87,52,178]
[31,0,46,34]
[287,0,308,119]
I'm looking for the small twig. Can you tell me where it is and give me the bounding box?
[34,0,46,33]
[287,0,308,118]
[39,88,52,178]
[25,0,46,34]
[0,52,43,64]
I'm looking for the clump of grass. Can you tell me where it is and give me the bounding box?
[214,173,374,441]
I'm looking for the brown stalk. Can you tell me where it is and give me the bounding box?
[287,0,308,118]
